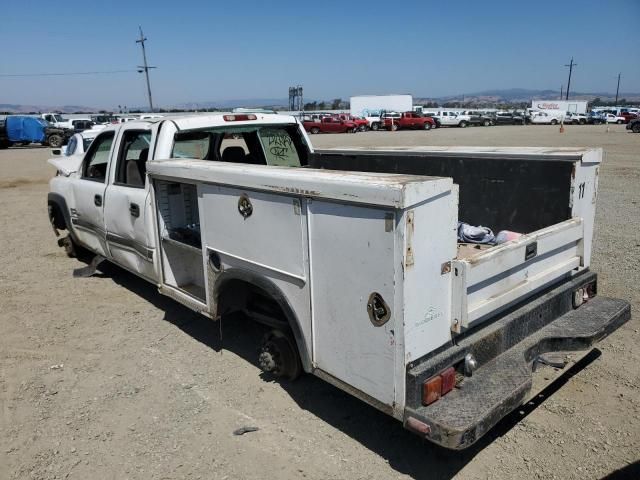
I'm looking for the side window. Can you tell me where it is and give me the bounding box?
[172,131,211,159]
[66,137,77,156]
[82,132,114,182]
[115,130,151,187]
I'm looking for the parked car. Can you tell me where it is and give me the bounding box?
[336,114,369,132]
[52,128,103,157]
[530,111,564,125]
[587,112,605,124]
[423,112,441,128]
[437,111,469,128]
[604,113,626,124]
[91,114,120,125]
[0,116,73,148]
[303,116,357,134]
[493,112,517,125]
[626,117,640,133]
[618,112,638,124]
[364,115,384,131]
[565,113,587,125]
[461,110,494,126]
[384,111,435,131]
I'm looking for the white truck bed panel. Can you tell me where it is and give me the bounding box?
[147,159,452,209]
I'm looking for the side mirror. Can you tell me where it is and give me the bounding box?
[52,148,62,156]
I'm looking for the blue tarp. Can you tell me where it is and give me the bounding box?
[5,116,47,143]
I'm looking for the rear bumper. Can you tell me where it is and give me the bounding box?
[404,272,630,450]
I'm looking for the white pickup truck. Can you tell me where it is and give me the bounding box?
[47,114,630,450]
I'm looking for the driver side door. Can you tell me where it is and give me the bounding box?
[70,131,115,256]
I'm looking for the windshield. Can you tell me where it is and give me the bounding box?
[53,114,66,122]
[172,124,308,167]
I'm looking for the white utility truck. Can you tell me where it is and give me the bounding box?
[47,114,630,450]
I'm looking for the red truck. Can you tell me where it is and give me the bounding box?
[336,114,369,132]
[619,112,638,124]
[384,111,436,131]
[303,117,358,134]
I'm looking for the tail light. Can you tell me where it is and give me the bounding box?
[422,366,458,406]
[223,114,257,121]
[573,280,597,308]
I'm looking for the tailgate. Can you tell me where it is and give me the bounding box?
[452,218,584,330]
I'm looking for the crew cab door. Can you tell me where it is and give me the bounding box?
[103,127,157,281]
[70,130,115,256]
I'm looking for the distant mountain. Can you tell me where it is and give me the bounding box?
[417,88,640,104]
[0,103,97,113]
[2,89,639,114]
[172,98,290,110]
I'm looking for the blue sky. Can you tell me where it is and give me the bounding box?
[1,0,639,108]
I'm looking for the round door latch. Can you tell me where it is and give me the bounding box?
[238,194,253,218]
[367,292,391,326]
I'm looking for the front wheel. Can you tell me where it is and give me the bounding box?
[459,121,467,128]
[310,127,320,134]
[390,123,398,131]
[483,120,490,126]
[359,125,367,132]
[551,119,558,125]
[371,122,379,131]
[423,122,431,130]
[47,134,63,148]
[617,120,623,124]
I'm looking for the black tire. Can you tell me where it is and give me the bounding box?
[423,122,431,130]
[258,329,302,380]
[310,127,320,134]
[0,140,11,149]
[459,121,467,128]
[551,119,558,125]
[390,123,398,131]
[632,123,640,133]
[579,119,586,125]
[483,120,490,126]
[371,122,379,131]
[359,125,367,132]
[47,134,63,148]
[617,120,623,124]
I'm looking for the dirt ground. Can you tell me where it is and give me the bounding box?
[1,124,638,480]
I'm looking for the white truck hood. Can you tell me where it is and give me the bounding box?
[48,154,83,176]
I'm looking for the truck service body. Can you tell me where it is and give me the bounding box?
[47,114,630,450]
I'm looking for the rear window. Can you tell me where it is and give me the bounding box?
[172,124,307,167]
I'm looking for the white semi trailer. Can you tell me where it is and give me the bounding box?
[531,100,588,114]
[350,94,413,117]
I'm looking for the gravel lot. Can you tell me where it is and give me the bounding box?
[1,124,638,480]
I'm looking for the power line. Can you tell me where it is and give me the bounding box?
[0,69,136,77]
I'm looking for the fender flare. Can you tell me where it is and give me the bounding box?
[211,267,312,373]
[47,192,79,242]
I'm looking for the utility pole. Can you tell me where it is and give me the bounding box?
[615,73,621,105]
[564,57,577,101]
[560,85,563,100]
[136,26,156,112]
